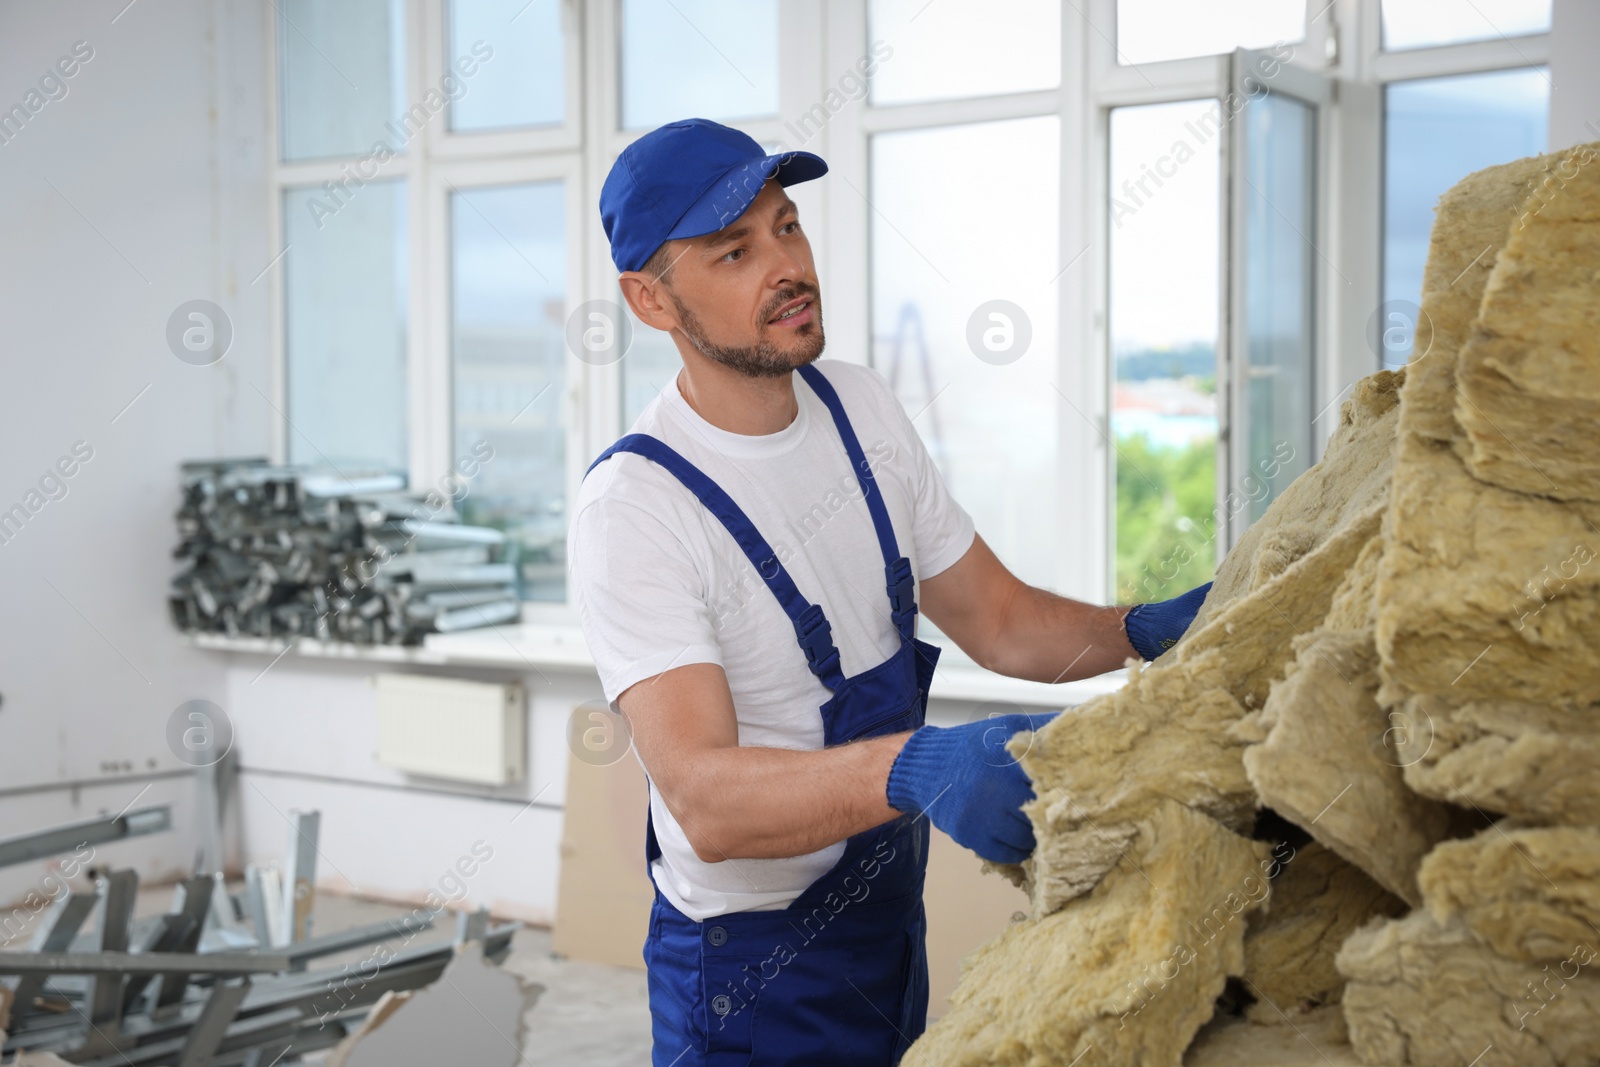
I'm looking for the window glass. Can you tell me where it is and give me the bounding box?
[619,0,779,130]
[451,182,568,601]
[1381,67,1549,368]
[871,117,1061,594]
[1240,93,1315,526]
[278,0,406,162]
[1382,0,1551,51]
[868,0,1059,105]
[1116,0,1303,66]
[283,181,409,473]
[1108,101,1220,602]
[447,0,563,132]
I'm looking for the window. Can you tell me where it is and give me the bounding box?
[282,181,409,472]
[272,2,581,606]
[1381,0,1551,52]
[618,0,779,130]
[1380,67,1549,368]
[272,3,788,611]
[1108,102,1220,603]
[446,0,563,132]
[871,117,1062,592]
[450,182,567,600]
[1236,89,1317,526]
[277,0,406,162]
[1116,0,1304,66]
[868,0,1060,105]
[266,2,1556,627]
[858,3,1071,623]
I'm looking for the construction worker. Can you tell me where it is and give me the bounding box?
[570,117,1209,1066]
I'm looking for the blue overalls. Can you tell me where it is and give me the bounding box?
[584,362,941,1066]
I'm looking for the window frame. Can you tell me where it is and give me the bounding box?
[263,0,1553,636]
[265,0,825,625]
[1358,0,1551,386]
[828,2,1097,608]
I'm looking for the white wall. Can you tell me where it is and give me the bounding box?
[0,0,270,911]
[221,657,579,927]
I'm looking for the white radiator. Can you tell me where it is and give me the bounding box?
[374,673,526,785]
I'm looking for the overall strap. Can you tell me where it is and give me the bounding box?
[797,363,917,642]
[585,433,846,690]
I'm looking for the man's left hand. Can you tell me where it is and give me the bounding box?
[1123,581,1212,660]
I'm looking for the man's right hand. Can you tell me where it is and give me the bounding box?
[884,712,1060,864]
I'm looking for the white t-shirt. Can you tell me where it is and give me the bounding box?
[567,358,976,921]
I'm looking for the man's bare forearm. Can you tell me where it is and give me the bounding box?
[987,583,1139,682]
[668,731,912,862]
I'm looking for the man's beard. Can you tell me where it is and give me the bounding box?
[668,287,825,379]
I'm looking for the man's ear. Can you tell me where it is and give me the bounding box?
[618,257,681,331]
[618,272,668,330]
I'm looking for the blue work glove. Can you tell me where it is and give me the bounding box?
[885,712,1060,865]
[1123,581,1212,660]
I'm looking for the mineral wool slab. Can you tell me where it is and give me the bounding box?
[1418,822,1600,963]
[906,801,1270,1067]
[1337,910,1600,1067]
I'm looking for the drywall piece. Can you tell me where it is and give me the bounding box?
[1015,508,1383,915]
[330,943,537,1067]
[325,989,413,1067]
[1185,1005,1368,1067]
[905,801,1271,1067]
[1337,910,1600,1067]
[1244,538,1463,906]
[1391,690,1600,826]
[551,736,653,970]
[1377,144,1600,708]
[1456,144,1600,502]
[1241,842,1405,1023]
[1418,823,1600,962]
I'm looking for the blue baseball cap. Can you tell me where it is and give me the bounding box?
[600,118,828,275]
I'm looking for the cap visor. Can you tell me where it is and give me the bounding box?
[663,150,829,244]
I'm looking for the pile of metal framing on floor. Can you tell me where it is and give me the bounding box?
[0,806,516,1065]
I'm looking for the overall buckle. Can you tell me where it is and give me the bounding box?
[794,603,840,677]
[886,557,916,615]
[886,556,917,641]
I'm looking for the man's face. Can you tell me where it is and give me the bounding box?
[630,178,824,379]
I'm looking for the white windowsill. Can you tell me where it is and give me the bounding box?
[184,625,1129,707]
[928,664,1128,707]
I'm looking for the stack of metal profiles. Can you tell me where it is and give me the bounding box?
[169,459,521,646]
[0,807,517,1065]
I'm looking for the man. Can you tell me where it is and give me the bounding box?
[569,118,1210,1066]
